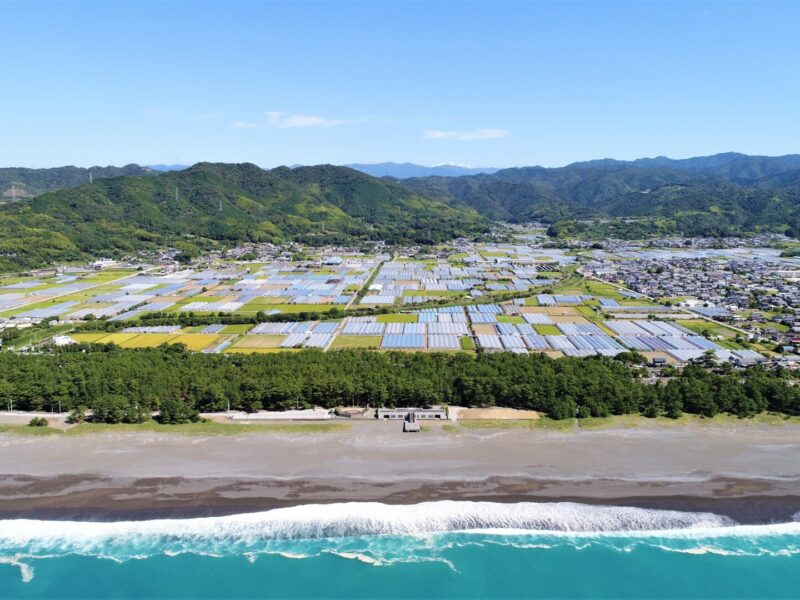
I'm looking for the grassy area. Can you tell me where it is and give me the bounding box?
[231,335,285,349]
[497,315,525,324]
[450,412,800,433]
[221,324,254,334]
[577,279,627,301]
[5,324,73,349]
[534,324,562,336]
[330,335,382,349]
[680,319,740,339]
[457,418,575,432]
[63,420,351,436]
[0,424,63,436]
[376,313,418,323]
[402,290,465,298]
[749,321,790,333]
[239,302,338,314]
[577,413,800,430]
[460,336,475,350]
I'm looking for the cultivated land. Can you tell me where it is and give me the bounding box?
[3,238,776,366]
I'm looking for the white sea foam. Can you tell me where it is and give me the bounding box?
[0,501,732,550]
[0,555,34,582]
[1,501,798,571]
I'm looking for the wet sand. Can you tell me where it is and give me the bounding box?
[1,421,799,522]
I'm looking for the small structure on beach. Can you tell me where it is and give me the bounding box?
[402,411,420,432]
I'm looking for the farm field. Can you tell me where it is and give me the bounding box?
[330,335,382,349]
[118,333,179,348]
[170,334,224,351]
[230,335,285,349]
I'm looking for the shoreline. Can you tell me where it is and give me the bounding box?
[2,420,799,525]
[1,474,800,524]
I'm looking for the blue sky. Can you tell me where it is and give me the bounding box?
[2,1,799,168]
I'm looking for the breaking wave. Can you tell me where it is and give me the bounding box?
[1,502,798,582]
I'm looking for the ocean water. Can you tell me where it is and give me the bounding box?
[1,501,799,599]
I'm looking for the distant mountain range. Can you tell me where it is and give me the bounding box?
[0,164,156,197]
[402,152,800,238]
[344,163,499,178]
[1,152,799,269]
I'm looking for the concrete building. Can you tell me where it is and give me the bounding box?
[377,407,447,420]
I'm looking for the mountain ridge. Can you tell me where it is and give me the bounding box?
[0,162,490,269]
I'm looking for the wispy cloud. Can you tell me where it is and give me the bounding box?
[266,111,349,129]
[422,128,509,141]
[230,120,260,129]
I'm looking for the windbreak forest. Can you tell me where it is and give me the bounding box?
[1,346,798,423]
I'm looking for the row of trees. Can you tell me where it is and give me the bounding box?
[1,345,798,423]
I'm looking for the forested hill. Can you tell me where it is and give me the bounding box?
[0,164,156,198]
[401,153,800,237]
[0,163,489,269]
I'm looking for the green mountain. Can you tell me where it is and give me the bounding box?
[402,165,704,221]
[402,155,800,238]
[567,152,800,181]
[0,164,156,198]
[0,163,490,270]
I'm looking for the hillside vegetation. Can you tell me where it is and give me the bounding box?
[0,164,156,197]
[403,153,800,238]
[0,163,489,269]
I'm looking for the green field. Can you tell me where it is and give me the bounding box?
[376,313,417,323]
[497,315,525,324]
[0,420,351,437]
[221,324,254,334]
[230,335,285,349]
[402,289,465,298]
[534,324,562,335]
[240,301,338,314]
[330,335,382,349]
[456,418,575,432]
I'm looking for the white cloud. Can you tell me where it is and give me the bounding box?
[422,128,509,141]
[230,120,260,129]
[266,111,349,129]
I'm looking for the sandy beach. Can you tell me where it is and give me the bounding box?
[2,420,800,522]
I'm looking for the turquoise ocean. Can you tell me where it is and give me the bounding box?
[1,501,798,599]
